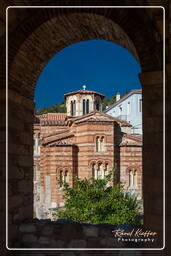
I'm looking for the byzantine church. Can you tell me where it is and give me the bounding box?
[33,87,142,218]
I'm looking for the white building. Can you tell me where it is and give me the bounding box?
[105,89,142,134]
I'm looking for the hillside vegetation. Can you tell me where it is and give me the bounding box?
[36,93,126,114]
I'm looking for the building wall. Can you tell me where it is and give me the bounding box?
[71,122,114,181]
[34,119,142,218]
[106,93,142,134]
[120,146,142,199]
[39,144,78,210]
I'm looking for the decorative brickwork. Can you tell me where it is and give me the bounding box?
[34,90,143,218]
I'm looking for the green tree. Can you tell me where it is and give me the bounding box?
[36,103,67,114]
[52,174,141,225]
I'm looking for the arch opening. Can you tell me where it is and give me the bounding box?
[7,8,164,248]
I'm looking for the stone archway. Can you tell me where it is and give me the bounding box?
[6,7,164,249]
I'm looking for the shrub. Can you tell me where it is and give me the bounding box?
[52,174,141,225]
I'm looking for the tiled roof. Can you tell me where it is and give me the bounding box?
[35,113,67,125]
[43,133,74,146]
[72,111,131,127]
[119,133,143,146]
[36,113,67,121]
[64,89,105,99]
[104,89,142,112]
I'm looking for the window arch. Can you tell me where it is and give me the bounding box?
[128,170,133,187]
[96,136,105,152]
[104,163,108,177]
[91,163,96,179]
[59,170,63,188]
[90,161,111,180]
[95,100,100,111]
[97,163,102,179]
[71,101,74,116]
[134,170,137,187]
[58,169,69,188]
[86,99,89,114]
[128,168,137,188]
[64,170,68,183]
[100,136,105,151]
[83,99,86,115]
[96,136,100,152]
[73,100,76,116]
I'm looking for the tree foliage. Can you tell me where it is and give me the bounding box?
[102,95,116,111]
[36,103,66,114]
[36,92,128,114]
[102,91,128,111]
[52,174,141,225]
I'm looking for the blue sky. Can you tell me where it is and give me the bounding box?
[35,40,141,109]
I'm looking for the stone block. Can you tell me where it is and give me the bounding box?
[14,206,32,221]
[61,253,76,256]
[83,226,99,237]
[39,236,50,244]
[42,224,54,236]
[140,71,163,86]
[8,166,25,179]
[101,237,119,248]
[68,239,87,248]
[8,195,23,209]
[51,239,65,248]
[18,155,32,167]
[19,223,36,233]
[22,234,37,243]
[18,180,32,193]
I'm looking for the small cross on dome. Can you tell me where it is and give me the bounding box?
[82,85,87,90]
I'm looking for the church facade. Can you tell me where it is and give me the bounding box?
[33,88,142,219]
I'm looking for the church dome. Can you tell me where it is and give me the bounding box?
[65,86,105,117]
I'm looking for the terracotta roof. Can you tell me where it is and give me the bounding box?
[72,111,131,127]
[64,89,105,99]
[119,133,142,147]
[36,113,67,121]
[104,89,142,112]
[122,133,142,142]
[43,133,74,146]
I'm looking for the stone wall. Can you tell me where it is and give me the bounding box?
[17,219,144,250]
[0,1,168,254]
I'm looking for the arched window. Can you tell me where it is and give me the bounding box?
[104,163,108,177]
[134,170,137,187]
[129,170,133,187]
[96,136,100,152]
[100,136,105,151]
[59,170,63,187]
[96,101,100,111]
[83,99,86,115]
[96,136,105,152]
[73,100,76,116]
[128,169,137,188]
[86,99,89,114]
[64,170,68,183]
[97,163,102,179]
[92,163,95,179]
[71,101,74,116]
